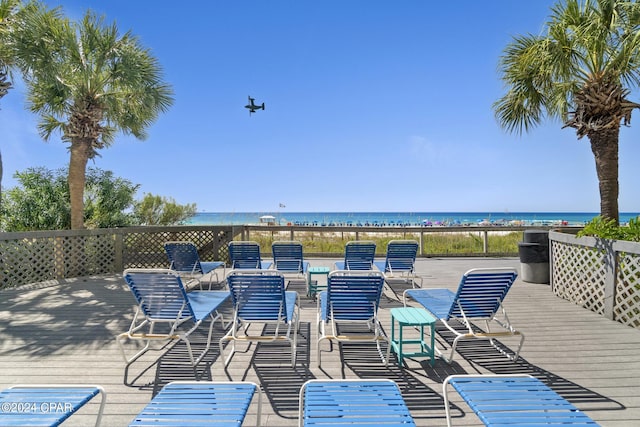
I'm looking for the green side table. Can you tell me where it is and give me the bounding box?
[390,307,437,367]
[307,266,330,299]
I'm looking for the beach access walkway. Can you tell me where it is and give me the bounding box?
[0,257,639,426]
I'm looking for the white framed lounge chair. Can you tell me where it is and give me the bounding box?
[443,374,600,427]
[0,384,106,427]
[118,269,229,369]
[164,241,226,290]
[220,270,300,367]
[129,381,262,427]
[299,379,416,427]
[403,267,524,363]
[334,240,376,270]
[374,239,422,288]
[271,240,310,282]
[317,270,389,367]
[228,241,272,269]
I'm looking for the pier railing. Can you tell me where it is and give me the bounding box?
[0,224,561,289]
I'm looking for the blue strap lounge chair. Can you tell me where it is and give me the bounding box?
[118,269,230,369]
[164,241,226,290]
[374,239,422,288]
[317,270,389,367]
[443,375,600,427]
[220,270,300,367]
[334,240,376,270]
[271,240,310,281]
[129,381,262,427]
[0,384,106,427]
[403,267,524,363]
[299,379,416,427]
[228,241,272,269]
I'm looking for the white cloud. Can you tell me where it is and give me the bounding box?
[408,135,441,164]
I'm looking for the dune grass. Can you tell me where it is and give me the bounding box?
[247,230,523,256]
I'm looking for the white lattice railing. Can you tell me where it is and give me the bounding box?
[0,226,234,289]
[550,230,640,329]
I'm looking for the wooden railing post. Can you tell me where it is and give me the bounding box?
[54,236,65,279]
[114,230,124,273]
[483,230,488,254]
[603,245,616,321]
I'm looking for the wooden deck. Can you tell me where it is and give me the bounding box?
[1,257,639,426]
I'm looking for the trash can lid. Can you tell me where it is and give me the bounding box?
[523,229,549,245]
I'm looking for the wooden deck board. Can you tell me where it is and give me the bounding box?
[1,257,639,426]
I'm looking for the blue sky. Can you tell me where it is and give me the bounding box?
[2,1,640,213]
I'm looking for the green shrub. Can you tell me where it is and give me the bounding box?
[578,216,640,242]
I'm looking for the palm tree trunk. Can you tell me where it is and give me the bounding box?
[588,128,619,224]
[1,71,8,213]
[68,139,91,229]
[0,149,3,212]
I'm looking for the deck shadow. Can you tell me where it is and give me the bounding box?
[435,322,626,412]
[0,276,133,357]
[381,279,419,303]
[121,320,229,395]
[242,322,313,420]
[315,319,461,421]
[338,342,457,421]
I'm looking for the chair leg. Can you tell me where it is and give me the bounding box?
[375,338,385,365]
[117,332,151,366]
[219,330,236,367]
[291,322,297,367]
[317,322,326,367]
[375,322,391,366]
[514,334,525,360]
[177,316,221,369]
[117,315,154,365]
[413,274,423,288]
[183,336,196,368]
[218,336,226,365]
[489,332,526,361]
[193,317,216,366]
[210,309,226,330]
[207,271,218,290]
[447,335,463,364]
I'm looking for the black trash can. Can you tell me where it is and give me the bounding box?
[518,230,550,283]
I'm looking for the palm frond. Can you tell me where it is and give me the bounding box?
[495,0,640,136]
[15,6,173,146]
[37,114,64,141]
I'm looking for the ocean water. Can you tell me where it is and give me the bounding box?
[186,211,640,227]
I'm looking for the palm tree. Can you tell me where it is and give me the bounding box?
[14,8,173,229]
[0,0,45,210]
[0,0,21,99]
[0,0,24,210]
[494,0,640,224]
